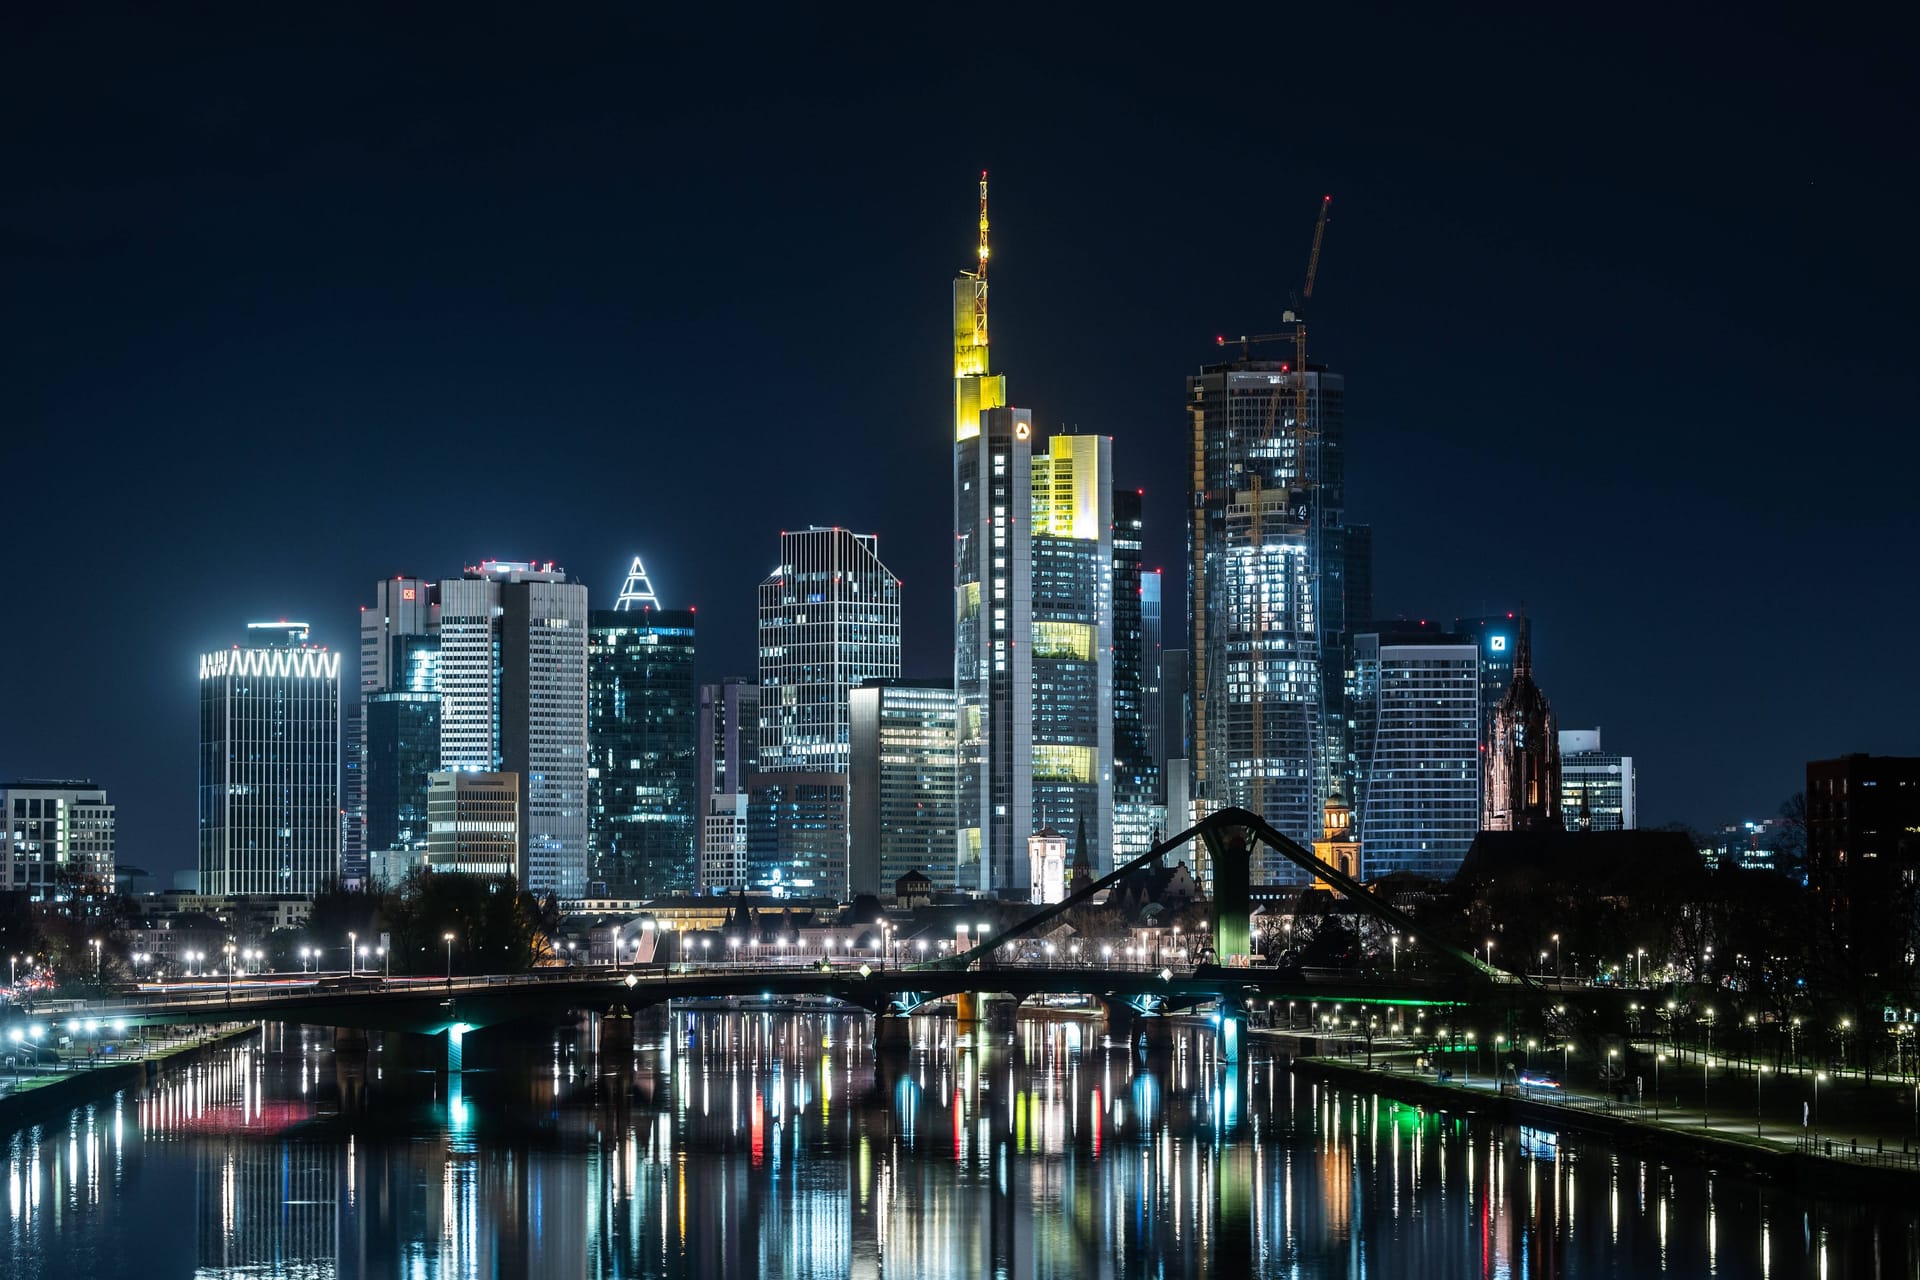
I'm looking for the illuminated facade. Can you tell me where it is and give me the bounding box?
[756,527,901,774]
[435,562,589,896]
[425,770,520,877]
[956,405,1034,897]
[348,576,439,881]
[1310,786,1361,886]
[1484,620,1560,831]
[1112,487,1162,862]
[1027,827,1068,904]
[951,174,1034,898]
[1029,433,1113,874]
[198,621,342,898]
[1453,613,1526,761]
[1558,728,1636,831]
[695,678,758,891]
[849,678,958,895]
[363,689,439,880]
[755,528,899,899]
[744,772,849,899]
[1187,358,1362,882]
[1,780,115,900]
[1350,629,1481,879]
[588,607,697,895]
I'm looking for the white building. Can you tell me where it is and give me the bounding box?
[426,771,521,878]
[1559,728,1637,831]
[1350,631,1481,880]
[2,780,115,900]
[198,622,341,898]
[435,561,590,897]
[700,793,749,893]
[1027,827,1067,905]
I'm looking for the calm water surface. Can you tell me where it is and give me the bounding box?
[4,1013,1916,1278]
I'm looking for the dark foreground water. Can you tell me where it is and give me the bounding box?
[4,1012,1916,1278]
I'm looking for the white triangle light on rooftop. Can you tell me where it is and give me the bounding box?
[614,556,661,611]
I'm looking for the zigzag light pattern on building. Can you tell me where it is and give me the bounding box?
[198,649,342,680]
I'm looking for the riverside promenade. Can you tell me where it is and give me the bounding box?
[1264,1029,1920,1199]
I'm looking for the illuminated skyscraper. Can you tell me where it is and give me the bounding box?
[588,606,697,895]
[198,621,342,897]
[1028,433,1113,874]
[952,173,1034,897]
[435,561,589,897]
[849,678,959,895]
[1112,487,1161,863]
[754,527,900,898]
[1187,356,1354,880]
[347,576,438,881]
[1350,627,1481,879]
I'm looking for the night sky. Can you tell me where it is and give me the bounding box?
[4,6,1914,876]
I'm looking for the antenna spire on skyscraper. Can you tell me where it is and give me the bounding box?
[614,556,661,611]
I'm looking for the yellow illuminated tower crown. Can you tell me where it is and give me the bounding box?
[953,170,1007,440]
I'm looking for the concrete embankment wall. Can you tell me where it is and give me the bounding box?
[0,1025,260,1137]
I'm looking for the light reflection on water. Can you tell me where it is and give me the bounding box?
[2,1012,1916,1278]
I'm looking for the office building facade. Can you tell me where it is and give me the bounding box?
[1349,630,1481,880]
[695,679,759,892]
[198,622,342,898]
[756,528,902,774]
[588,607,697,895]
[1806,754,1920,982]
[2,780,115,900]
[1559,728,1636,831]
[1112,487,1161,862]
[348,576,440,879]
[1188,358,1357,880]
[499,571,590,898]
[426,770,520,878]
[849,679,959,896]
[754,528,900,899]
[744,772,849,900]
[950,178,1036,898]
[363,690,440,880]
[1028,433,1114,874]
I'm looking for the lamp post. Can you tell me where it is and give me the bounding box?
[348,932,357,978]
[1814,1070,1826,1132]
[378,945,389,979]
[443,933,455,984]
[1656,1052,1666,1117]
[1755,1064,1768,1137]
[1552,933,1561,979]
[1391,934,1399,973]
[1789,1016,1800,1073]
[91,938,102,981]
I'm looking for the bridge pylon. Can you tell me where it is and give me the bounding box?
[1200,821,1257,962]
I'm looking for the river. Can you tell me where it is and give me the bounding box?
[4,1012,1915,1277]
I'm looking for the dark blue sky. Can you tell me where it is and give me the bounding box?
[3,5,1914,874]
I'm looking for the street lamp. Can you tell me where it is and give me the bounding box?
[1552,933,1561,978]
[348,932,358,978]
[91,938,103,981]
[1656,1052,1666,1117]
[1756,1064,1769,1137]
[1391,934,1399,972]
[1814,1070,1827,1131]
[377,945,389,979]
[443,933,455,983]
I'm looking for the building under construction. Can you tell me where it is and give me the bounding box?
[1185,201,1370,881]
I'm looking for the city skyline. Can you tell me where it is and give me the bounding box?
[5,8,1914,873]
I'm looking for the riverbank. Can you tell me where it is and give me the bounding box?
[0,1023,260,1136]
[1278,1040,1920,1201]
